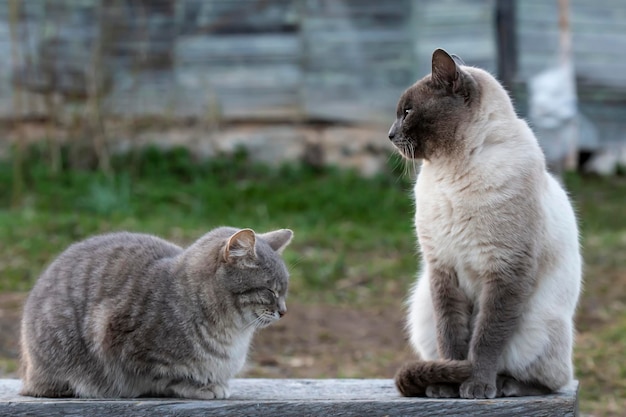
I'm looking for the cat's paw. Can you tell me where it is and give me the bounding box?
[170,381,230,400]
[460,377,497,399]
[196,383,230,400]
[425,384,460,398]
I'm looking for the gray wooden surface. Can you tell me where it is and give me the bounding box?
[0,378,579,417]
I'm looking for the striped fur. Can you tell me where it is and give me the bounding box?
[20,227,293,399]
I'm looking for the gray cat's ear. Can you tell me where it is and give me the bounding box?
[224,229,257,264]
[259,229,294,254]
[432,48,460,90]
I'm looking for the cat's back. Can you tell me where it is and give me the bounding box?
[63,231,182,260]
[25,232,183,311]
[21,232,185,397]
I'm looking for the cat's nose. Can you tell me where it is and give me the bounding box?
[388,123,398,140]
[278,299,287,317]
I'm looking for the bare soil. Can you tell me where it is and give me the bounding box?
[0,293,414,380]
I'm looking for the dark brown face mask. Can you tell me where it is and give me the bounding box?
[388,49,478,161]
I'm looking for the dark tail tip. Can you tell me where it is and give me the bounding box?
[395,362,428,397]
[394,359,473,397]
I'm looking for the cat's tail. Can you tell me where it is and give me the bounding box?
[395,359,472,397]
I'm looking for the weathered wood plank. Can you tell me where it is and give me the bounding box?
[412,0,497,76]
[175,34,300,64]
[0,379,579,417]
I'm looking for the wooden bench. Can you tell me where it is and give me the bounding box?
[0,378,579,416]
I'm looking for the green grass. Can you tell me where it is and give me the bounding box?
[1,148,625,415]
[0,146,417,301]
[562,173,626,417]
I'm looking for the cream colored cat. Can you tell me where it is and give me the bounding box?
[389,49,582,398]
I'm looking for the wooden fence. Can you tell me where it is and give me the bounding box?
[0,0,625,147]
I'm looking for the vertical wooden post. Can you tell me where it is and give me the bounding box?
[8,0,24,207]
[558,0,572,64]
[409,0,423,81]
[558,0,578,171]
[88,0,111,175]
[495,0,517,93]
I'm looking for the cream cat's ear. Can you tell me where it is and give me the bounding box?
[432,48,460,90]
[259,229,294,254]
[224,229,257,263]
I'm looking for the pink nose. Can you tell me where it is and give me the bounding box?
[278,309,286,318]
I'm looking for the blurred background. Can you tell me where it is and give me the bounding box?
[0,1,625,416]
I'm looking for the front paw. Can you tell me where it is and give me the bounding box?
[170,382,230,400]
[460,377,497,399]
[426,384,460,398]
[198,383,230,400]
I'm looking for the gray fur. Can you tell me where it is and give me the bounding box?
[20,227,293,399]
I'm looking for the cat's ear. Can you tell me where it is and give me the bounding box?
[450,54,465,66]
[224,229,257,264]
[259,229,294,254]
[431,48,461,91]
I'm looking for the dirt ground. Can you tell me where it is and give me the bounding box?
[0,293,415,381]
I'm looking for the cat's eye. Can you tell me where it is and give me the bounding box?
[404,109,411,116]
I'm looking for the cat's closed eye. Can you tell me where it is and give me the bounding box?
[263,288,278,299]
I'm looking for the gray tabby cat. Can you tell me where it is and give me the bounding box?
[389,49,582,398]
[20,226,293,399]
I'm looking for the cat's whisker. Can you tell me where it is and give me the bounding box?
[286,256,306,271]
[410,159,420,179]
[386,152,408,186]
[243,315,264,331]
[404,147,413,178]
[245,311,277,330]
[404,143,416,179]
[408,144,419,180]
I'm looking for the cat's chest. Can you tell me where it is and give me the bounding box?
[192,328,254,380]
[414,175,492,271]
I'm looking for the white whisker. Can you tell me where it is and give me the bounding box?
[406,145,413,178]
[243,315,264,331]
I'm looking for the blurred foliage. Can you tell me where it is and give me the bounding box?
[0,145,416,301]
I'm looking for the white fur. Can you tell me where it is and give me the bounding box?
[407,67,582,390]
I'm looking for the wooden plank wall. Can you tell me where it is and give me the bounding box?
[0,0,416,124]
[0,0,625,131]
[412,0,496,77]
[301,0,413,124]
[173,0,303,120]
